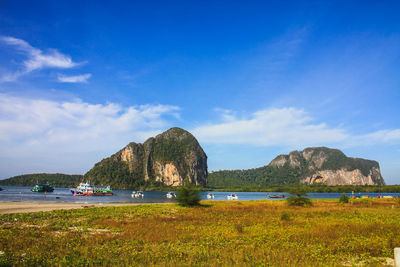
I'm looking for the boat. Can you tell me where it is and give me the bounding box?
[31,183,54,192]
[131,191,144,198]
[267,194,285,199]
[166,192,176,198]
[71,182,114,196]
[0,187,3,191]
[227,193,238,200]
[207,193,215,199]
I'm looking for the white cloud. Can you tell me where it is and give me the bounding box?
[193,107,400,148]
[0,93,180,162]
[0,36,81,81]
[58,73,92,83]
[356,129,400,145]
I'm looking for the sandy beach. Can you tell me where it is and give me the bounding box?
[0,202,160,214]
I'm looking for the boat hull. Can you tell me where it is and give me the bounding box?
[71,189,114,196]
[267,194,285,199]
[31,184,54,193]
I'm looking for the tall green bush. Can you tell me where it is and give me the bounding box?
[339,193,349,203]
[286,187,312,207]
[176,182,201,207]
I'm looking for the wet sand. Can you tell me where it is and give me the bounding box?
[0,202,165,214]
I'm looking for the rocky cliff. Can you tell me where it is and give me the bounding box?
[269,147,385,185]
[84,128,208,188]
[208,147,385,187]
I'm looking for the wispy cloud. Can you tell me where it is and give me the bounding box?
[193,107,400,148]
[58,73,92,83]
[0,93,181,176]
[0,93,180,144]
[0,36,82,81]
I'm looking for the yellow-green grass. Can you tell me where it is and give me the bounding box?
[0,199,399,266]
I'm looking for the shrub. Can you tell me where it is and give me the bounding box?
[286,196,312,207]
[286,187,312,207]
[280,212,291,221]
[176,182,201,207]
[339,193,349,203]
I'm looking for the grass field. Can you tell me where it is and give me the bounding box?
[1,199,399,266]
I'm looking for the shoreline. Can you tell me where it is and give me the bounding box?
[0,201,169,214]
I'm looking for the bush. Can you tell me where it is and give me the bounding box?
[280,212,291,221]
[286,187,312,207]
[176,182,201,207]
[286,196,312,207]
[339,193,349,203]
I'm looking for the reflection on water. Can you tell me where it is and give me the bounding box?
[0,186,398,203]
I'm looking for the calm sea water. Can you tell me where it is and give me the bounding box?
[0,186,399,203]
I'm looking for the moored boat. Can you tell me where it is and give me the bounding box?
[207,193,215,199]
[71,182,113,196]
[166,192,176,199]
[131,191,144,198]
[267,194,285,199]
[227,193,238,200]
[31,183,54,192]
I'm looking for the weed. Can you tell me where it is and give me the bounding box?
[280,212,291,221]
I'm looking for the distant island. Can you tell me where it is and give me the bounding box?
[0,129,388,190]
[0,173,82,187]
[209,147,385,187]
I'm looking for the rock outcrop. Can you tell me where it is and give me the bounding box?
[208,147,385,187]
[269,147,385,185]
[84,127,208,188]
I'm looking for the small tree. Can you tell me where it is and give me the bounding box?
[176,181,201,207]
[286,186,312,207]
[339,193,349,203]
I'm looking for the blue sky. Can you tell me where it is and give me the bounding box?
[0,1,399,184]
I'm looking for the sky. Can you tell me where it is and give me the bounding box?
[0,1,399,184]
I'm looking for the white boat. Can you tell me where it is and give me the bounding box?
[207,193,215,199]
[227,193,238,200]
[131,191,144,198]
[166,192,176,198]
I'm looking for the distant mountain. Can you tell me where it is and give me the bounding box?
[84,127,208,189]
[0,173,83,187]
[208,147,385,187]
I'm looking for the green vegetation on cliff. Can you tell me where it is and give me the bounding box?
[84,127,208,189]
[83,158,165,189]
[0,173,82,187]
[208,166,301,187]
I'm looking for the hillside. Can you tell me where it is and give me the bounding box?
[208,147,385,187]
[84,127,208,189]
[0,173,83,187]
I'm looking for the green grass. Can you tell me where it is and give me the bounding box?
[0,199,399,266]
